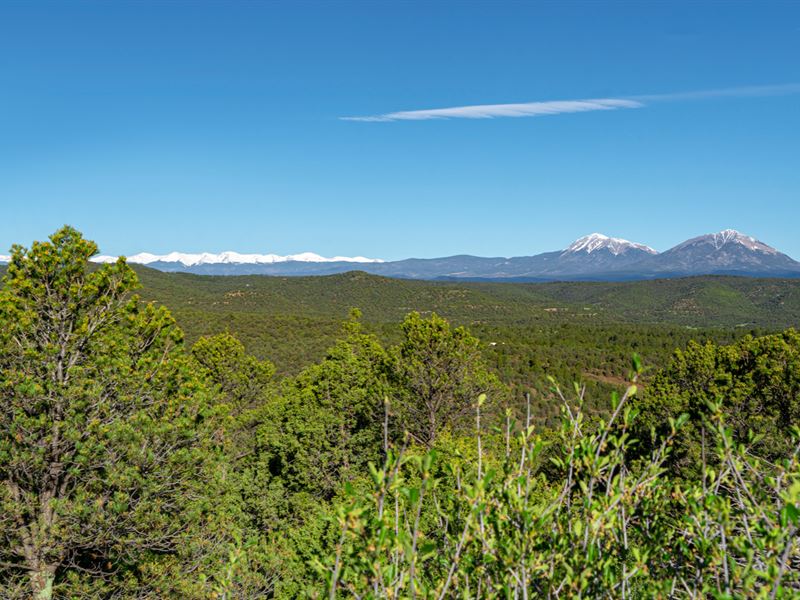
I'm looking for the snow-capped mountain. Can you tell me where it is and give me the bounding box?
[668,229,779,255]
[524,233,661,278]
[0,250,384,275]
[639,229,800,277]
[92,251,383,267]
[362,233,661,280]
[563,233,657,257]
[2,230,798,280]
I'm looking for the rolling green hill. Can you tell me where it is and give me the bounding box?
[127,268,799,422]
[134,267,800,330]
[4,263,797,418]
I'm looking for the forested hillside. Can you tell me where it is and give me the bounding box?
[134,267,800,329]
[2,229,800,598]
[134,267,797,422]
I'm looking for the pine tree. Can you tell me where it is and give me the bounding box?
[0,227,219,598]
[391,312,505,446]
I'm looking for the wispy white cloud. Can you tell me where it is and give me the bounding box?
[341,83,800,123]
[631,83,800,103]
[342,98,642,122]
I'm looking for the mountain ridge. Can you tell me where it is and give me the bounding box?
[562,233,658,256]
[2,229,798,281]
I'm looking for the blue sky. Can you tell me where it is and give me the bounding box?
[1,1,799,260]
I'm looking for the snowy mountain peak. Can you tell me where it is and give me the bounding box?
[563,233,657,256]
[90,251,385,267]
[673,230,779,255]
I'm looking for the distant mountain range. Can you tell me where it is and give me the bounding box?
[2,229,799,281]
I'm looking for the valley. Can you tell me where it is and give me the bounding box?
[134,267,800,422]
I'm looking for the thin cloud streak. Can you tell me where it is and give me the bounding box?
[632,82,800,103]
[342,98,642,122]
[342,83,800,123]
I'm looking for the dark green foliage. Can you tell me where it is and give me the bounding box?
[192,332,276,418]
[189,333,282,598]
[262,312,389,502]
[474,321,748,425]
[133,267,800,331]
[228,312,391,596]
[390,312,505,445]
[128,265,774,426]
[3,228,800,598]
[634,329,800,477]
[0,228,224,598]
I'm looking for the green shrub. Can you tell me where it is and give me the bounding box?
[314,371,800,598]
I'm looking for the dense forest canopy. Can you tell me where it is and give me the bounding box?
[134,266,791,425]
[1,228,799,598]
